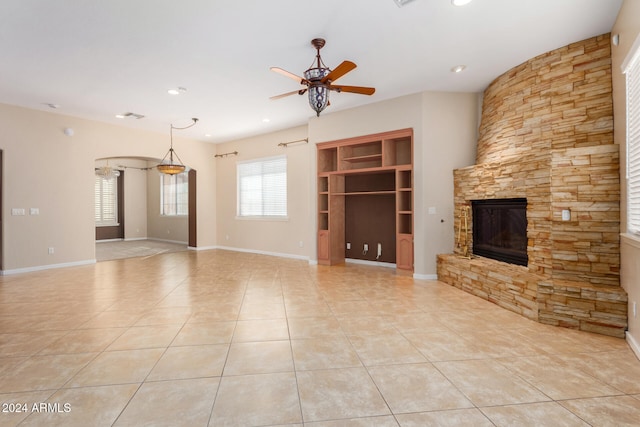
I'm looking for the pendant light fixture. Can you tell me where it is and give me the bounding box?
[157,118,198,175]
[96,159,118,179]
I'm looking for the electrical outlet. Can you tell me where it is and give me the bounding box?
[633,301,637,318]
[299,241,304,248]
[364,243,368,252]
[346,242,351,250]
[48,247,54,255]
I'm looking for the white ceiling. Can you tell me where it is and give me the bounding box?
[0,0,623,143]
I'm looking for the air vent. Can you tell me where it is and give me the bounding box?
[116,112,145,119]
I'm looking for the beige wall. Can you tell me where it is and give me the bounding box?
[2,91,477,276]
[215,125,310,258]
[122,159,149,240]
[421,92,479,275]
[612,0,640,354]
[215,92,479,277]
[0,103,217,273]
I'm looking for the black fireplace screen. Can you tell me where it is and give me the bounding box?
[472,198,528,266]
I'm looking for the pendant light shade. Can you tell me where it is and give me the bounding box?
[157,118,198,175]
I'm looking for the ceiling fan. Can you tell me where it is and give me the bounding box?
[270,38,376,116]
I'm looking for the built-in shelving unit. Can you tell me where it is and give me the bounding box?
[317,128,413,272]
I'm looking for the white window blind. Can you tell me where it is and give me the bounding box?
[161,172,189,216]
[625,38,640,236]
[94,173,119,226]
[237,155,287,217]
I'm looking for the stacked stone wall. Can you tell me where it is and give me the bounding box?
[438,34,626,337]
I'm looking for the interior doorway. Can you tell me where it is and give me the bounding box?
[94,157,197,260]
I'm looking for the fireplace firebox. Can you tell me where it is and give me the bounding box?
[471,198,528,266]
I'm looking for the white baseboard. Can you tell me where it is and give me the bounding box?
[1,259,96,276]
[345,258,396,269]
[413,273,438,280]
[627,331,640,360]
[124,237,147,242]
[191,245,218,251]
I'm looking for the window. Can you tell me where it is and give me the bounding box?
[624,36,640,236]
[95,172,119,226]
[161,172,188,216]
[237,155,287,217]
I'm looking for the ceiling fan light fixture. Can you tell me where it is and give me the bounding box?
[305,68,330,117]
[270,37,375,117]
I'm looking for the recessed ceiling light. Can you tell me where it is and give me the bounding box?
[451,0,473,6]
[451,65,466,73]
[262,118,271,123]
[204,134,212,137]
[168,87,187,95]
[115,114,125,119]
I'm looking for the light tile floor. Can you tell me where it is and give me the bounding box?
[1,250,639,426]
[95,240,188,262]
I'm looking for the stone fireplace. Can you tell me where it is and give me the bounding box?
[472,198,528,266]
[437,34,627,337]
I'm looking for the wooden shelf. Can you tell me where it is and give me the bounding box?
[324,166,397,176]
[342,154,383,163]
[333,191,396,196]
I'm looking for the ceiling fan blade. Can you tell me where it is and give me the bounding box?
[321,60,357,83]
[269,88,308,100]
[329,85,376,95]
[270,67,309,85]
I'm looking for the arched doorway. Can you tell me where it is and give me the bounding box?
[94,157,197,260]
